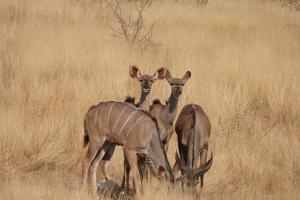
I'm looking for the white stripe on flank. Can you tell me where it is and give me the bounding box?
[118,109,139,136]
[107,102,116,134]
[98,103,104,131]
[126,115,144,138]
[94,103,101,125]
[112,105,128,133]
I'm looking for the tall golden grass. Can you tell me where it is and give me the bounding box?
[0,0,299,199]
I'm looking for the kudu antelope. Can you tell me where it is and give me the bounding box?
[122,66,167,193]
[150,70,191,152]
[97,66,167,186]
[173,104,212,188]
[82,101,176,198]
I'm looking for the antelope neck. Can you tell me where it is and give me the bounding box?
[161,91,179,122]
[138,91,150,111]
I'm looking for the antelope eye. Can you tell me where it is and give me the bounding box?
[139,79,143,82]
[170,83,174,86]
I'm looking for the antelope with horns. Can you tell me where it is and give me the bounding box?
[173,104,212,188]
[150,70,191,152]
[82,101,178,198]
[97,66,167,186]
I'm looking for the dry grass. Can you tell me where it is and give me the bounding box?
[0,0,299,199]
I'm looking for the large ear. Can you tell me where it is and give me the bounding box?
[153,67,167,80]
[165,70,172,82]
[129,65,142,79]
[182,71,191,82]
[156,165,166,177]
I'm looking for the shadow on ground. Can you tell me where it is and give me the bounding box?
[98,179,135,200]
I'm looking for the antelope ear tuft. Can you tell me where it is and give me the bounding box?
[129,65,142,79]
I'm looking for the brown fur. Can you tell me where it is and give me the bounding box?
[121,67,167,192]
[97,67,167,189]
[173,104,212,188]
[128,66,166,111]
[82,101,173,198]
[150,70,191,152]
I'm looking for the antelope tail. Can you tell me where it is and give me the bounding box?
[83,116,90,148]
[83,132,89,148]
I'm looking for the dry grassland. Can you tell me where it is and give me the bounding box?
[0,0,299,199]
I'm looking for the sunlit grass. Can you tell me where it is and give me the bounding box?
[0,0,299,199]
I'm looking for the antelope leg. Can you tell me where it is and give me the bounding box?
[100,160,110,182]
[88,141,111,196]
[82,139,105,189]
[82,149,92,189]
[100,144,116,183]
[199,148,208,187]
[137,155,146,186]
[172,160,180,179]
[121,158,125,189]
[124,150,142,199]
[121,158,130,195]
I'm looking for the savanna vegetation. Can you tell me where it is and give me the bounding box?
[0,0,299,199]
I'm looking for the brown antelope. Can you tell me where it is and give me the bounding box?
[82,101,177,198]
[122,66,167,193]
[150,70,191,152]
[97,66,167,186]
[173,104,212,188]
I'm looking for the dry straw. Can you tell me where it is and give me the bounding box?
[0,0,299,199]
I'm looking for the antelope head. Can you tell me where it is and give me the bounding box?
[129,66,167,94]
[143,130,212,184]
[144,132,175,182]
[175,151,213,186]
[165,70,191,99]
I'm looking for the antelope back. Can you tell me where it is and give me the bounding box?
[175,104,210,146]
[193,104,211,149]
[84,101,157,154]
[175,106,195,146]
